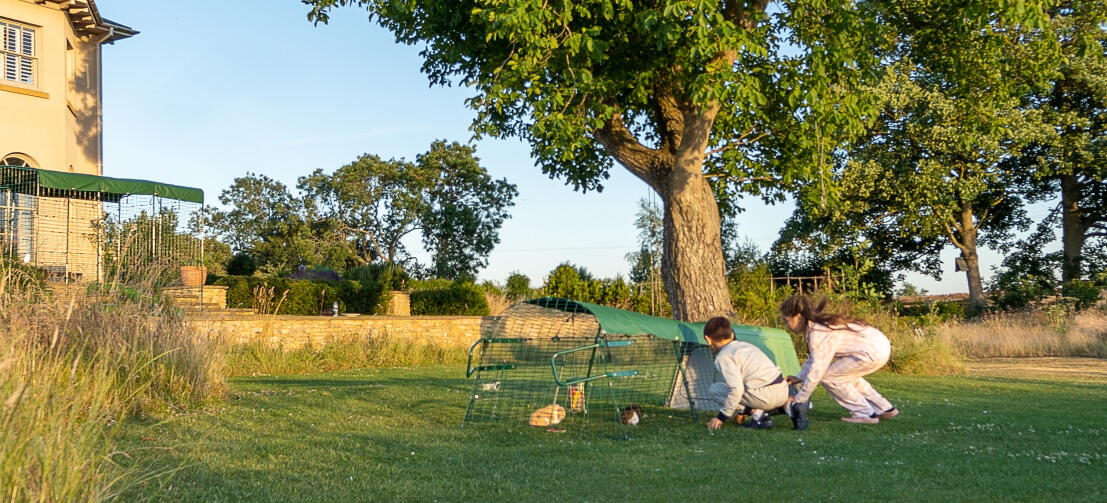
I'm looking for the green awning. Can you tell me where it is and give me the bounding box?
[525,297,801,376]
[0,166,203,204]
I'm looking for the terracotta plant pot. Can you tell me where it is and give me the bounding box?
[180,266,207,287]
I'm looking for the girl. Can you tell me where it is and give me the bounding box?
[781,295,899,424]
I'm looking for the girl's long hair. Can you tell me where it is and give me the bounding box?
[780,295,868,330]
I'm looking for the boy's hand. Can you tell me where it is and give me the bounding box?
[786,376,801,385]
[707,418,724,430]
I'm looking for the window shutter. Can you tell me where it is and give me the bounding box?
[21,27,33,56]
[3,54,15,82]
[2,23,14,53]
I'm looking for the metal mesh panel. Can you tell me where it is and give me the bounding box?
[0,166,204,285]
[463,303,697,438]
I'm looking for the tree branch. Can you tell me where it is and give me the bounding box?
[594,106,669,188]
[706,131,767,156]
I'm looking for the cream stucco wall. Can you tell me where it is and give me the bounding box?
[0,0,104,175]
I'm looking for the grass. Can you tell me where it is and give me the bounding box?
[116,365,1106,501]
[221,336,467,377]
[0,262,225,501]
[937,309,1107,358]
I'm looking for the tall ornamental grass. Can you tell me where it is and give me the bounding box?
[0,263,225,501]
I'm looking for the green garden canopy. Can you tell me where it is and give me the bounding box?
[526,297,801,376]
[0,165,203,204]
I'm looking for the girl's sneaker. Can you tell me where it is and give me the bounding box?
[871,407,899,419]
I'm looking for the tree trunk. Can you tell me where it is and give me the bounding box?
[1060,174,1087,283]
[659,109,735,322]
[660,161,734,322]
[958,201,986,306]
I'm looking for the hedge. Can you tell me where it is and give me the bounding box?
[211,276,387,315]
[410,283,490,316]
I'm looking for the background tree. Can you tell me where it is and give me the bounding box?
[416,141,518,279]
[1017,0,1107,283]
[298,154,426,265]
[624,197,663,284]
[208,173,352,274]
[301,0,907,320]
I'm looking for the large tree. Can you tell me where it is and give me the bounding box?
[302,0,901,320]
[208,173,353,273]
[1019,0,1107,282]
[298,155,426,265]
[299,141,517,279]
[416,140,518,279]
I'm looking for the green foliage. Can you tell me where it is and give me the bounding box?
[203,238,233,277]
[898,301,965,321]
[410,281,490,316]
[212,276,386,315]
[299,141,517,279]
[505,271,531,301]
[417,141,518,279]
[207,173,354,275]
[728,262,791,327]
[625,198,663,284]
[226,251,258,276]
[1062,279,1102,311]
[342,262,409,290]
[543,263,667,316]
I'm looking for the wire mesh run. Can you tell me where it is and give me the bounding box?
[463,303,703,438]
[0,165,204,286]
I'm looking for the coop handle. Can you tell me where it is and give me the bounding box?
[465,339,482,377]
[550,341,636,386]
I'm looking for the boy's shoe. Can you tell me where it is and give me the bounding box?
[871,407,899,419]
[741,414,774,430]
[841,416,879,424]
[789,402,809,430]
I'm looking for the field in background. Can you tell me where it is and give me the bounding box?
[116,364,1105,501]
[937,309,1107,358]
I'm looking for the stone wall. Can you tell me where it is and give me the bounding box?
[186,314,486,350]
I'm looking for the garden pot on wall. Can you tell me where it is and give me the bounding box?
[180,266,207,287]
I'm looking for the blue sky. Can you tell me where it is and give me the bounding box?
[96,0,1037,294]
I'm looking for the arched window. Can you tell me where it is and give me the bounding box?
[1,154,35,168]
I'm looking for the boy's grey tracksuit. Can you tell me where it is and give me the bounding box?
[709,340,789,420]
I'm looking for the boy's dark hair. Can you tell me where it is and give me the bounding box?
[703,316,733,340]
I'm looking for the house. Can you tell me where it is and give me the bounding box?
[1,0,138,280]
[0,0,135,174]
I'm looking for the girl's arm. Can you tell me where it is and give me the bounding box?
[793,324,838,403]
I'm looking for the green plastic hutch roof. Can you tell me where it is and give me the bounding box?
[0,165,203,204]
[525,297,801,376]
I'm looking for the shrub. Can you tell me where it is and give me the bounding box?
[506,272,530,300]
[287,266,341,281]
[1062,280,1101,311]
[342,262,409,290]
[213,276,386,315]
[226,252,258,276]
[410,282,490,315]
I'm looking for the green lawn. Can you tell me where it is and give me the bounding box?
[118,365,1106,502]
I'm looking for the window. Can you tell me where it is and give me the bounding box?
[1,154,33,168]
[1,20,36,87]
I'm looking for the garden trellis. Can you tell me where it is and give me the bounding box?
[0,165,205,285]
[462,297,800,438]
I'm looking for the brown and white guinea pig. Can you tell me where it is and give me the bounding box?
[620,403,644,425]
